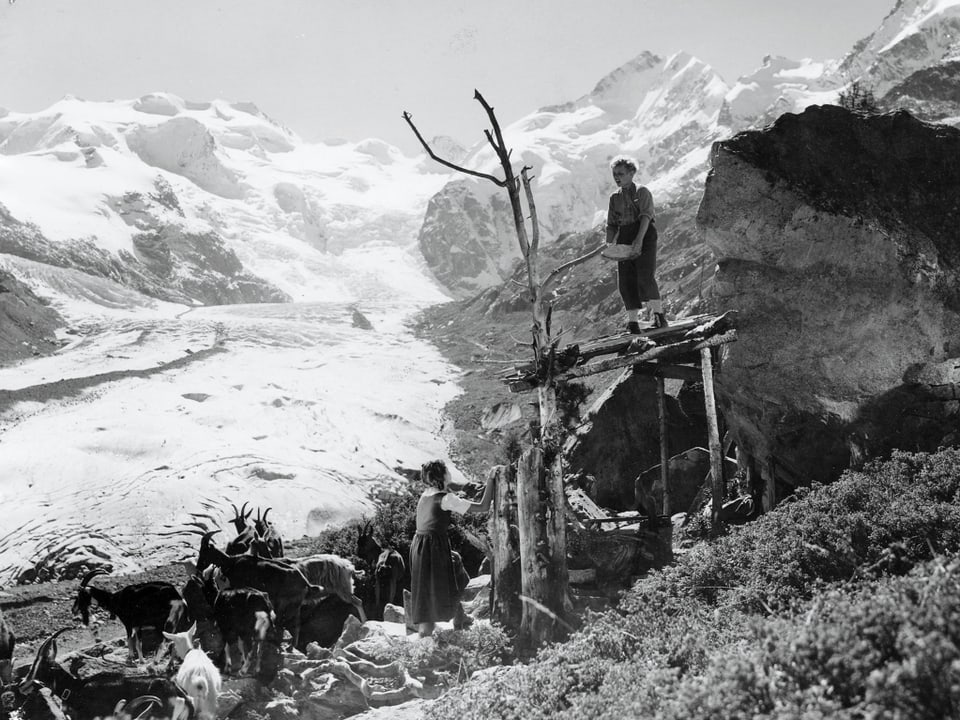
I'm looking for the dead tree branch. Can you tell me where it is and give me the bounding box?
[401,111,505,186]
[541,245,605,292]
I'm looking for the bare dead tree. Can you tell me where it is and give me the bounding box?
[404,91,599,648]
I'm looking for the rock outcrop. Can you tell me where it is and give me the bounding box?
[563,371,709,510]
[0,266,63,363]
[699,105,960,490]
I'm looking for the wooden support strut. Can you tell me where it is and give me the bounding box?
[700,346,725,531]
[657,376,670,517]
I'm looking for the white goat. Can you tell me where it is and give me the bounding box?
[293,553,366,622]
[162,622,222,720]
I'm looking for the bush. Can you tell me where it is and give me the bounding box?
[389,622,514,685]
[623,449,960,614]
[425,449,960,720]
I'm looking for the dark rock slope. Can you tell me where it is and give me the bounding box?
[0,268,62,363]
[699,105,960,491]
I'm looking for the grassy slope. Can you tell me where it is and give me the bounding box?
[425,448,960,719]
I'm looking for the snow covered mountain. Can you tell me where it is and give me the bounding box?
[418,0,960,297]
[0,93,450,309]
[2,1,958,311]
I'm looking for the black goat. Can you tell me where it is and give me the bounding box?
[225,501,256,555]
[289,585,358,652]
[253,507,283,558]
[72,569,185,661]
[14,628,195,720]
[212,588,275,675]
[196,531,319,649]
[178,573,224,666]
[0,606,15,684]
[356,521,406,620]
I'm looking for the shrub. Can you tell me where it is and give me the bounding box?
[425,449,960,720]
[623,449,960,613]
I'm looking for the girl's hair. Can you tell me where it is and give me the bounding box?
[610,155,638,172]
[421,459,448,490]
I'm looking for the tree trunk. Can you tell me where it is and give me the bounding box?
[404,96,572,651]
[517,446,569,651]
[488,464,522,627]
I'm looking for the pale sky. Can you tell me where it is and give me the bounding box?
[0,0,891,153]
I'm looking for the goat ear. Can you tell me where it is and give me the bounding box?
[188,622,197,637]
[161,631,175,641]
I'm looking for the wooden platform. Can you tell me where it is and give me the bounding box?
[499,311,738,392]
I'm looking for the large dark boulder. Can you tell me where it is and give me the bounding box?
[698,105,960,491]
[563,370,709,510]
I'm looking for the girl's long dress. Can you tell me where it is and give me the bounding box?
[409,490,459,624]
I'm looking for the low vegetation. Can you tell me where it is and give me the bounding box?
[424,448,960,719]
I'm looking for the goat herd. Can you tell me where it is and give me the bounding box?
[0,502,409,720]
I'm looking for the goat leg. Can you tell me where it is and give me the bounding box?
[238,636,250,675]
[290,607,301,651]
[126,629,137,663]
[252,639,262,676]
[134,627,146,663]
[224,642,235,675]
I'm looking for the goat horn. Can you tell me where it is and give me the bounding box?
[241,500,251,519]
[262,507,271,523]
[21,626,72,688]
[230,502,239,517]
[124,695,163,718]
[79,568,109,587]
[200,530,221,550]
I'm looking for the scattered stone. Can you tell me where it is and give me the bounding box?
[181,392,211,402]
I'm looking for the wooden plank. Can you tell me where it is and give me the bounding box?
[574,314,712,363]
[701,347,724,534]
[498,313,728,386]
[566,486,609,521]
[632,363,703,381]
[581,515,644,525]
[563,329,737,381]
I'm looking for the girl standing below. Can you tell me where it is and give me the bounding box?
[410,459,494,637]
[606,155,667,333]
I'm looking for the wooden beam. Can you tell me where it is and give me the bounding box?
[632,363,703,381]
[657,377,671,516]
[562,329,737,381]
[701,347,724,534]
[581,516,644,525]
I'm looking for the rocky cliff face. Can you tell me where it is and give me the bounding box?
[699,105,960,489]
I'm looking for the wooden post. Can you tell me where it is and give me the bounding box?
[657,376,670,516]
[488,464,522,627]
[763,458,777,513]
[701,347,724,532]
[516,446,568,651]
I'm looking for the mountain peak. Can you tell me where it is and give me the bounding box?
[837,0,960,93]
[583,51,665,115]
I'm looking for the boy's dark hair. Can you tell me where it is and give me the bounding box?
[421,459,447,489]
